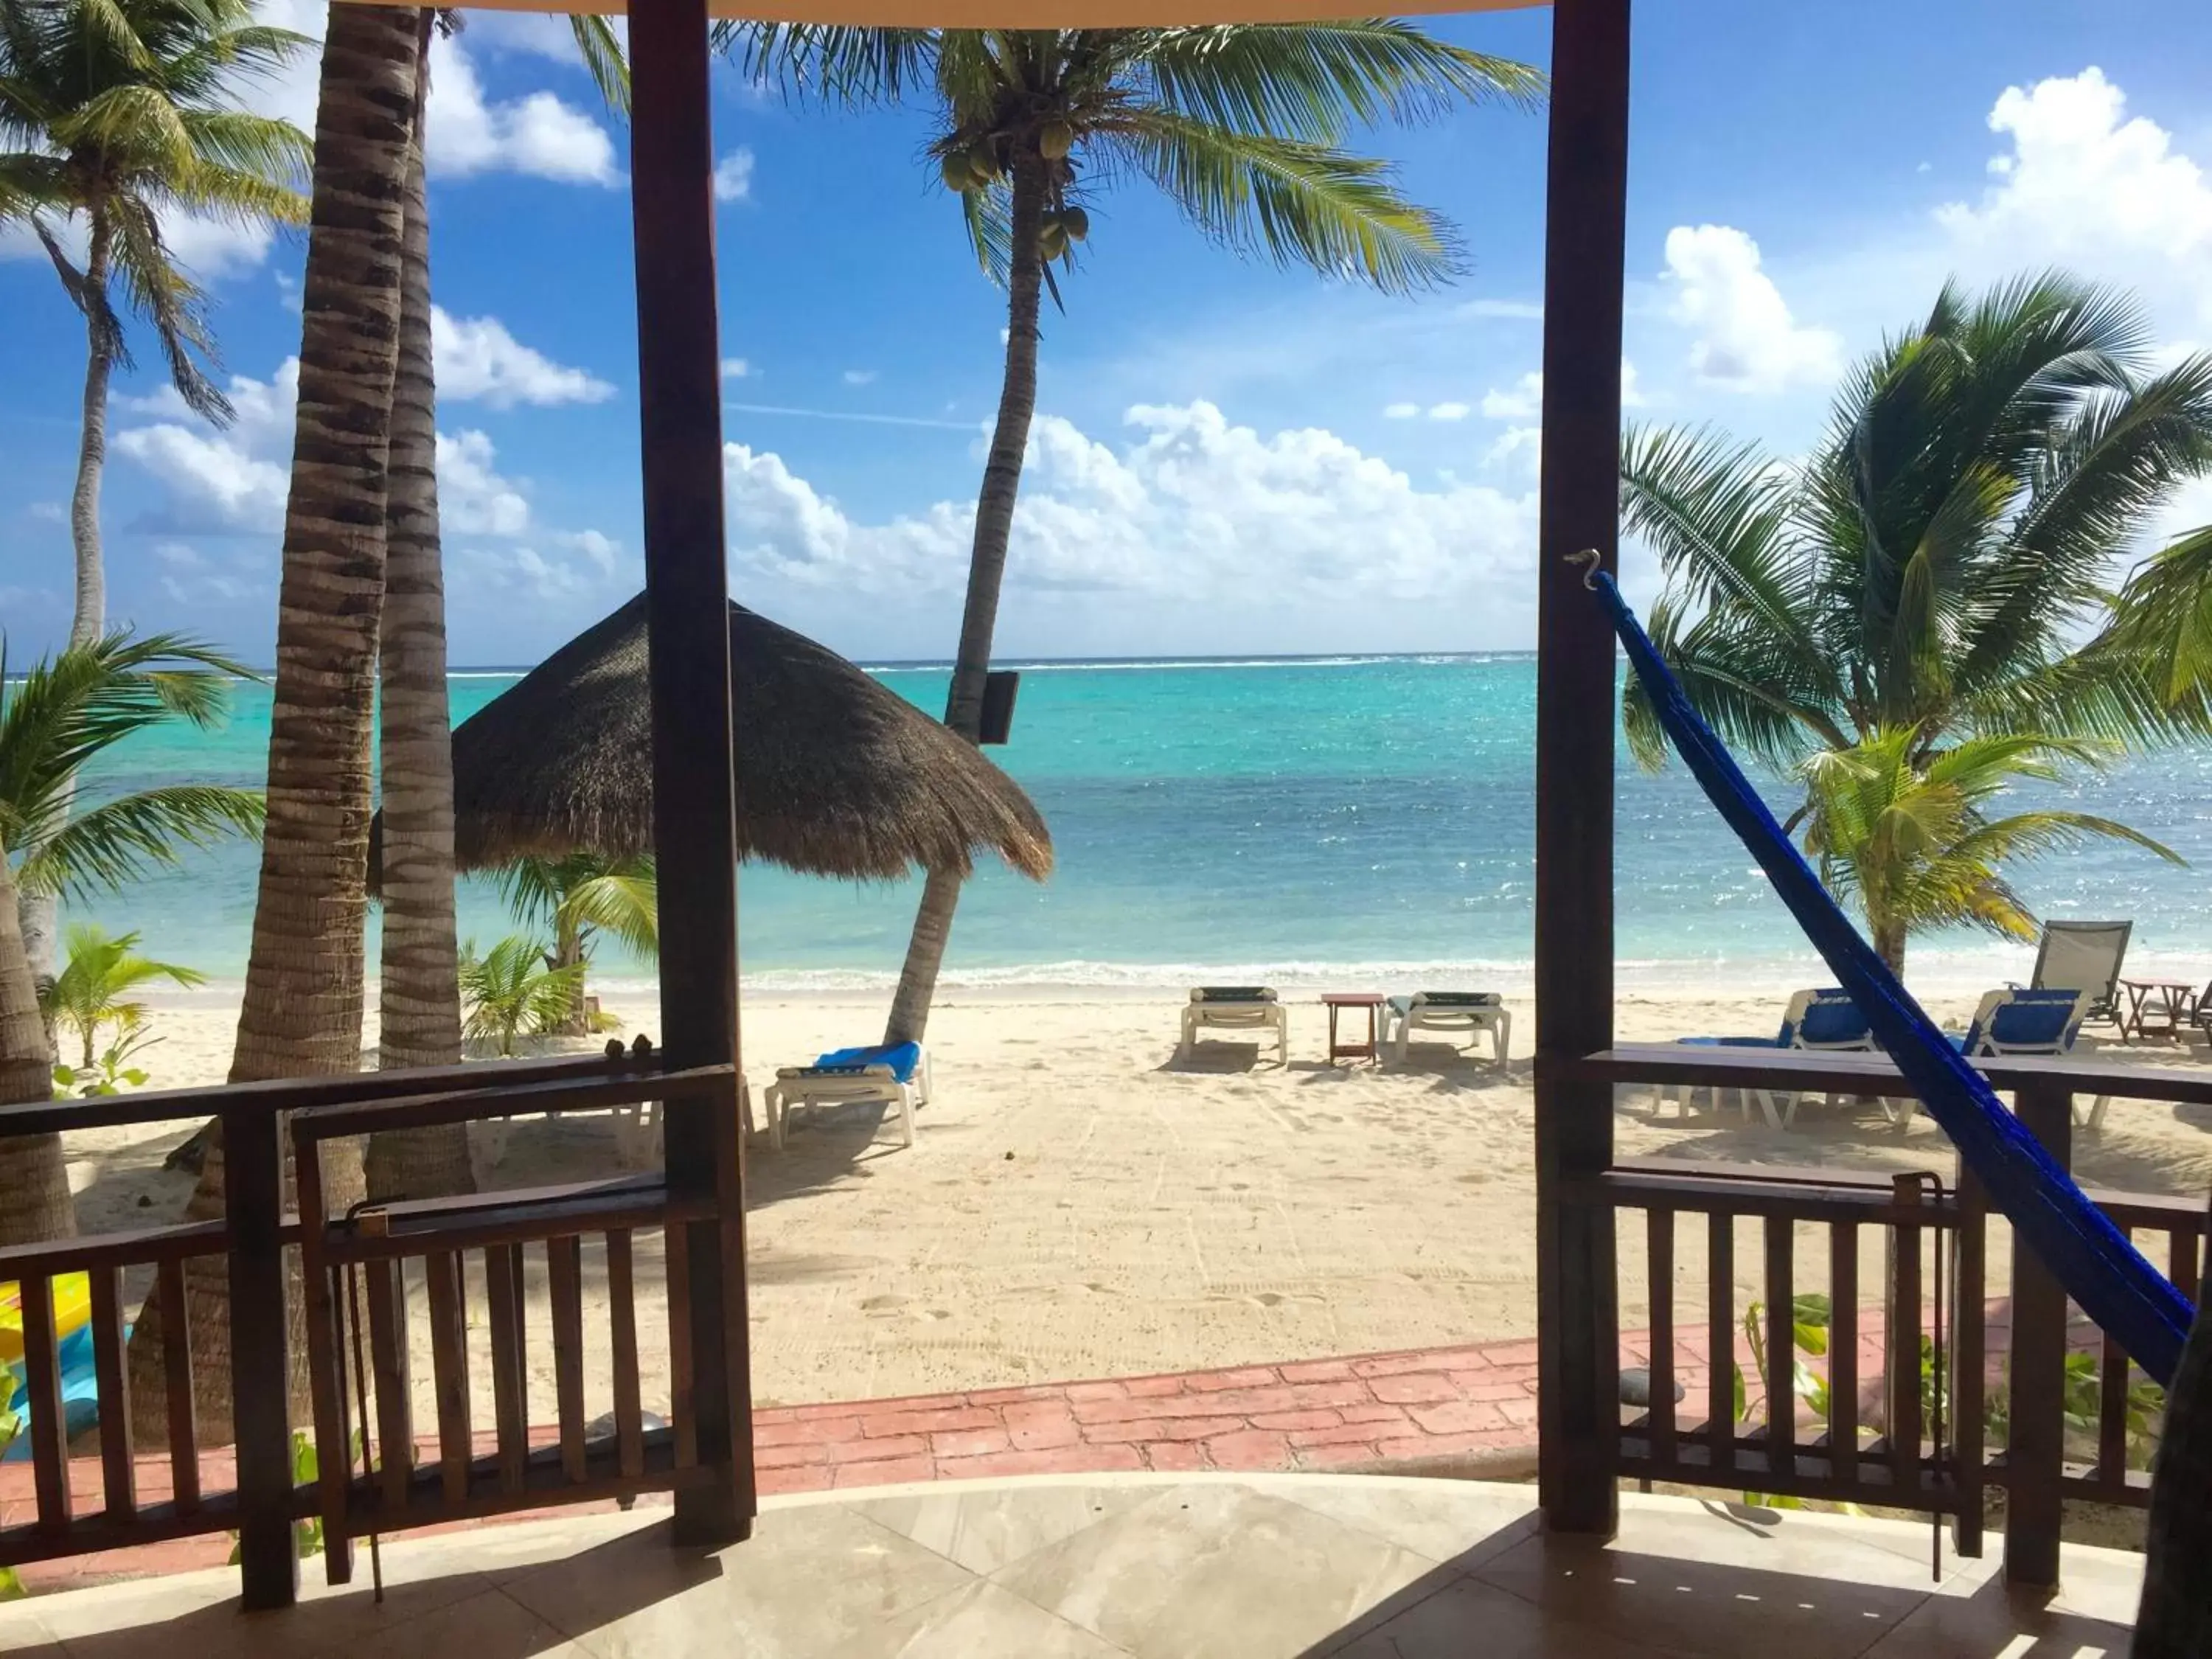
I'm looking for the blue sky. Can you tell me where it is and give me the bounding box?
[4,0,2211,667]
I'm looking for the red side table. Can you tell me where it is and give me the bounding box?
[1322,993,1385,1066]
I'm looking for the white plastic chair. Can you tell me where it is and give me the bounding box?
[1178,988,1288,1064]
[1381,992,1511,1068]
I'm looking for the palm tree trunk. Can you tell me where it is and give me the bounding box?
[127,2,417,1446]
[0,830,72,1248]
[883,149,1048,1046]
[552,915,590,1037]
[69,223,113,651]
[1874,922,1907,978]
[17,226,120,990]
[369,15,473,1203]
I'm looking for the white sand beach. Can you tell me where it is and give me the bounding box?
[58,984,2212,1422]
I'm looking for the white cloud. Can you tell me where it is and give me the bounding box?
[720,358,752,380]
[113,356,620,581]
[725,400,1537,616]
[1459,297,1544,321]
[712,150,756,203]
[1427,401,1471,422]
[27,501,64,524]
[434,431,531,536]
[426,35,619,186]
[1382,402,1420,420]
[1939,69,2212,265]
[842,369,878,386]
[1484,425,1543,481]
[1481,372,1544,420]
[1477,363,1645,421]
[114,359,300,529]
[430,307,615,408]
[1663,224,1843,393]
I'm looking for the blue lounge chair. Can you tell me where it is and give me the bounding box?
[765,1040,930,1150]
[1884,987,2104,1129]
[1663,987,1874,1128]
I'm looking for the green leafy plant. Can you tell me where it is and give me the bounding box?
[459,936,587,1057]
[39,924,204,1070]
[51,1015,159,1097]
[495,854,656,1033]
[225,1430,338,1562]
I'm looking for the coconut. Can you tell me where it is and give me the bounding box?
[965,145,1000,185]
[939,152,976,192]
[1040,119,1074,161]
[1039,219,1069,260]
[1062,206,1090,242]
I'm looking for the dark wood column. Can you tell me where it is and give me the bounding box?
[629,0,755,1544]
[1534,0,1632,1538]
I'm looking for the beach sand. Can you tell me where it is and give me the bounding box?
[58,984,2212,1427]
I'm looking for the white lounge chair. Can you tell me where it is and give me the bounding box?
[1927,987,2111,1130]
[470,1082,759,1173]
[1178,987,1287,1064]
[1382,992,1510,1068]
[764,1042,930,1150]
[2022,919,2132,1032]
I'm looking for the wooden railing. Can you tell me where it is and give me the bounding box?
[0,1043,745,1607]
[286,1067,732,1584]
[1555,1045,2210,1585]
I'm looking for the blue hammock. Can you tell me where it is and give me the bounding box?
[1587,560,2193,1386]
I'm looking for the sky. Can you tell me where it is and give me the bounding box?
[4,0,2211,667]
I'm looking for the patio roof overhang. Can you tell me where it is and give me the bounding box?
[341,0,1540,18]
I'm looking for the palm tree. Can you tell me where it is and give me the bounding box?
[495,853,657,1034]
[1622,274,2212,971]
[0,0,311,648]
[2099,524,2212,714]
[459,935,586,1057]
[366,10,471,1202]
[742,24,1540,1043]
[127,0,420,1447]
[0,826,69,1248]
[39,923,203,1070]
[0,633,264,903]
[367,12,628,1200]
[1797,728,2179,971]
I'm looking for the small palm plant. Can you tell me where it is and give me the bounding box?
[459,936,587,1057]
[0,632,265,901]
[495,854,657,1034]
[40,924,203,1093]
[1796,728,2180,972]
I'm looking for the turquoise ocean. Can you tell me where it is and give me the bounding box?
[59,655,2212,994]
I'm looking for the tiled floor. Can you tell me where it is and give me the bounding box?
[0,1473,2142,1658]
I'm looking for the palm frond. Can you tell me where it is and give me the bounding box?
[1133,23,1542,144]
[557,864,659,959]
[562,15,630,118]
[728,24,938,108]
[16,785,264,898]
[1101,111,1456,293]
[2098,523,2212,706]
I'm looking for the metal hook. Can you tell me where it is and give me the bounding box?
[1565,548,1602,590]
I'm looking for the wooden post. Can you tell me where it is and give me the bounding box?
[223,1105,299,1610]
[2006,1082,2071,1587]
[1534,0,1631,1539]
[629,0,754,1546]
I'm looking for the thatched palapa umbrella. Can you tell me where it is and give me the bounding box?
[369,596,1051,884]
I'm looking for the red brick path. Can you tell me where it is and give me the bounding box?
[5,1307,2055,1596]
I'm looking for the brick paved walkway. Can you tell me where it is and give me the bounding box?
[6,1306,2052,1596]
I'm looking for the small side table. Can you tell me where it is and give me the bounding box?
[1322,993,1385,1066]
[2121,978,2200,1042]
